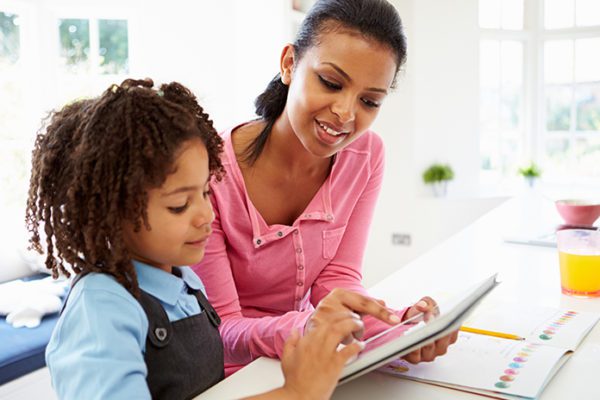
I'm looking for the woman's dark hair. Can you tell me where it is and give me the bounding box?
[25,78,224,297]
[245,0,407,164]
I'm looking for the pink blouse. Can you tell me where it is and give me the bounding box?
[193,125,408,375]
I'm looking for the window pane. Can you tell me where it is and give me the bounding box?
[481,89,500,130]
[0,12,20,65]
[98,19,129,75]
[500,42,523,130]
[479,0,500,29]
[545,0,574,29]
[546,85,572,131]
[575,38,600,83]
[480,133,500,170]
[544,136,570,175]
[576,83,600,131]
[501,86,522,130]
[572,136,600,177]
[501,41,523,86]
[500,136,521,173]
[480,40,500,89]
[58,19,90,72]
[576,0,600,27]
[501,0,523,30]
[480,40,500,130]
[544,40,573,84]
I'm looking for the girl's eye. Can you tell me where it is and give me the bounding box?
[168,203,189,214]
[318,75,342,90]
[202,189,212,199]
[362,98,381,108]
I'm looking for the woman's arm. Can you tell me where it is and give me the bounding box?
[309,134,409,338]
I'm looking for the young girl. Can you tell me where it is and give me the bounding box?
[26,78,399,399]
[193,0,458,375]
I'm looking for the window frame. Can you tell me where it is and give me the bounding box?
[479,0,600,187]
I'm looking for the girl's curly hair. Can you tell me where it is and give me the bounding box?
[25,78,224,296]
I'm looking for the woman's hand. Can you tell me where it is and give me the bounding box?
[304,288,401,344]
[401,296,459,364]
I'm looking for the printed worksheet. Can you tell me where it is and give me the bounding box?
[379,305,599,399]
[381,332,567,399]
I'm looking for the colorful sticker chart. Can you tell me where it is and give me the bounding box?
[378,307,599,400]
[539,311,578,341]
[493,342,542,390]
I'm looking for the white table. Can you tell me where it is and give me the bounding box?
[197,191,600,399]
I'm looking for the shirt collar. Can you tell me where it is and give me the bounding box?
[132,260,204,306]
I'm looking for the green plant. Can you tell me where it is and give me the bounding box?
[518,162,542,178]
[422,163,454,184]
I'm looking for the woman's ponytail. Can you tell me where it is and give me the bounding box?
[242,74,289,165]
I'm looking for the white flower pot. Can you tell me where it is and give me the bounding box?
[431,181,448,197]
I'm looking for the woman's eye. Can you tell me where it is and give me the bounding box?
[362,98,381,108]
[168,203,188,214]
[202,189,212,199]
[318,75,342,90]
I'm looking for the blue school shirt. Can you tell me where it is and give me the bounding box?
[45,261,206,400]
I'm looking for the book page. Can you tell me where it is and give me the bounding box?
[379,332,568,399]
[464,303,599,350]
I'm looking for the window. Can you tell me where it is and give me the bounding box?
[56,17,129,106]
[0,4,130,222]
[0,9,30,214]
[58,18,129,74]
[479,0,600,185]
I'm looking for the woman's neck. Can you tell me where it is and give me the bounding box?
[265,115,332,178]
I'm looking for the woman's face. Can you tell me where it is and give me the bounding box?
[281,29,397,158]
[122,138,214,272]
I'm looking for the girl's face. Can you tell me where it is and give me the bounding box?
[123,138,214,272]
[280,29,397,158]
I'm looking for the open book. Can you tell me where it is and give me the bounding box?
[379,303,600,399]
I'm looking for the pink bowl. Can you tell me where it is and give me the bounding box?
[555,199,600,226]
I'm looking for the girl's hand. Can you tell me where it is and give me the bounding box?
[280,312,365,400]
[401,296,459,364]
[304,288,401,344]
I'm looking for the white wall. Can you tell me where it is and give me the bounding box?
[129,0,286,131]
[362,0,505,288]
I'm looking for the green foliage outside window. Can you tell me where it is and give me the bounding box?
[0,12,19,65]
[99,19,129,74]
[59,19,90,66]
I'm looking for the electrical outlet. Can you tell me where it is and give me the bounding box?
[392,233,411,246]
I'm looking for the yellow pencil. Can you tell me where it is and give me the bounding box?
[460,326,525,341]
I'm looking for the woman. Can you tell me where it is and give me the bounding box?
[193,0,457,375]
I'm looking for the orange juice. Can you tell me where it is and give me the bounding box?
[558,251,600,297]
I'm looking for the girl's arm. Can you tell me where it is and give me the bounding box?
[46,285,150,399]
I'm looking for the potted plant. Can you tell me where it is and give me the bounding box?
[422,163,454,197]
[518,162,541,187]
